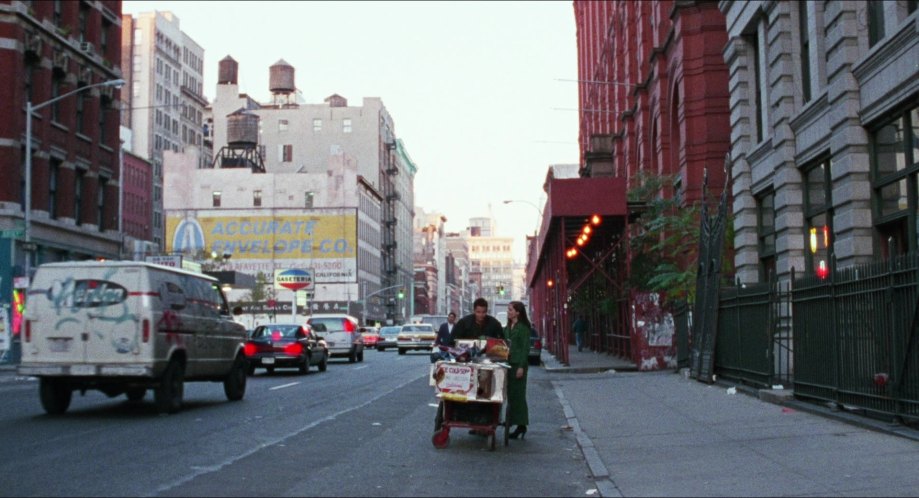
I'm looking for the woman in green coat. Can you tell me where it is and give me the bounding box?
[504,301,531,439]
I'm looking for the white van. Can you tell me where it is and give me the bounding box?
[306,314,364,362]
[18,261,248,415]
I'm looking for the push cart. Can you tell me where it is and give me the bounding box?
[430,359,510,451]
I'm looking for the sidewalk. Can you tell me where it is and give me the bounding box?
[541,345,636,374]
[544,345,919,497]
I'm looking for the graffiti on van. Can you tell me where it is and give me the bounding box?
[48,278,128,309]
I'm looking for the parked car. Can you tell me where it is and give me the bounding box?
[244,323,328,375]
[397,323,437,355]
[376,326,401,351]
[529,328,542,366]
[360,326,381,349]
[306,314,364,362]
[18,261,248,415]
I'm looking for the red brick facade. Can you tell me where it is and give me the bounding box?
[574,0,730,203]
[122,150,152,240]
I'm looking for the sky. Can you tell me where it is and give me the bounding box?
[123,1,581,262]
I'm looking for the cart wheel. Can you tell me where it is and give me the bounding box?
[432,428,450,449]
[487,433,496,451]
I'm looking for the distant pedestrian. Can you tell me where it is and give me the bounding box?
[435,312,456,347]
[573,315,587,352]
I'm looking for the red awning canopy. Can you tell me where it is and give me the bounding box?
[527,177,628,287]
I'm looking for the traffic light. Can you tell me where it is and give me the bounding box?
[498,285,505,297]
[397,288,405,299]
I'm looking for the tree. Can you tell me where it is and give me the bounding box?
[242,271,275,305]
[627,172,701,301]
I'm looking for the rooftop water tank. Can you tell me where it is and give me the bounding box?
[226,109,258,146]
[218,55,238,85]
[269,59,295,94]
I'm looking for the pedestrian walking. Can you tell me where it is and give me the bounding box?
[504,301,531,440]
[573,315,587,352]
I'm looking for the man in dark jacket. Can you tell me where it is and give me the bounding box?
[449,298,505,346]
[435,312,457,347]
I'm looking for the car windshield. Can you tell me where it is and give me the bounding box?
[380,327,400,336]
[252,325,300,339]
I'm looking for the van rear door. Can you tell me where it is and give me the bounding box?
[31,265,142,366]
[78,266,143,364]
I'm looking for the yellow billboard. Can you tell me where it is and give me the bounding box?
[166,213,356,261]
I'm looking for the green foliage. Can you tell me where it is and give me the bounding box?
[242,271,275,304]
[628,172,701,301]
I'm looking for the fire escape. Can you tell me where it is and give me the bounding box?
[381,138,399,320]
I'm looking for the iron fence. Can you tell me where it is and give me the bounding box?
[793,254,919,423]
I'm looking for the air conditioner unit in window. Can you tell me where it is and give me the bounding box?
[52,50,70,71]
[79,41,94,56]
[24,31,43,56]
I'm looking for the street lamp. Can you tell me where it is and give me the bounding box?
[23,78,125,281]
[502,199,544,236]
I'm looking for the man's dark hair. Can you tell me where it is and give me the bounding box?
[448,312,456,318]
[473,297,488,310]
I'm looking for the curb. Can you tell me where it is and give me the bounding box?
[551,380,623,498]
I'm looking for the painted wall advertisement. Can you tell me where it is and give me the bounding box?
[166,212,357,283]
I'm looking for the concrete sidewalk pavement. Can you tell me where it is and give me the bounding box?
[543,346,919,497]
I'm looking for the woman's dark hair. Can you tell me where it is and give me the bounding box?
[509,301,532,330]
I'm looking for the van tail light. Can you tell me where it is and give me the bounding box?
[343,320,355,333]
[285,342,303,355]
[142,319,151,343]
[25,320,31,343]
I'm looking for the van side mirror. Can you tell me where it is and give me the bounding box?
[232,306,243,316]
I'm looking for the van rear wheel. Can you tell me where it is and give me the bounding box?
[155,359,185,414]
[224,355,247,401]
[39,378,72,415]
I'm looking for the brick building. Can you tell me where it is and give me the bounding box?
[0,1,124,314]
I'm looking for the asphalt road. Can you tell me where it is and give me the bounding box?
[0,350,595,497]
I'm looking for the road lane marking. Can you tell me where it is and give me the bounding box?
[149,371,427,497]
[269,382,300,390]
[353,365,369,371]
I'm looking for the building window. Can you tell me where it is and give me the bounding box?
[24,63,34,102]
[868,0,886,47]
[872,106,919,257]
[97,177,107,231]
[48,160,60,219]
[74,170,85,225]
[75,92,85,134]
[756,190,776,281]
[798,1,811,104]
[53,0,62,25]
[51,76,62,122]
[279,119,288,132]
[253,190,262,207]
[313,118,321,132]
[78,2,89,42]
[280,144,293,162]
[343,118,352,133]
[305,192,314,208]
[803,158,833,278]
[212,191,221,207]
[745,23,767,143]
[98,98,108,143]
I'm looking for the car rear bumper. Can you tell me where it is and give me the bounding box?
[398,340,434,350]
[248,354,303,368]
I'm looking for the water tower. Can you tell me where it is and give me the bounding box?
[269,59,297,107]
[211,109,265,172]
